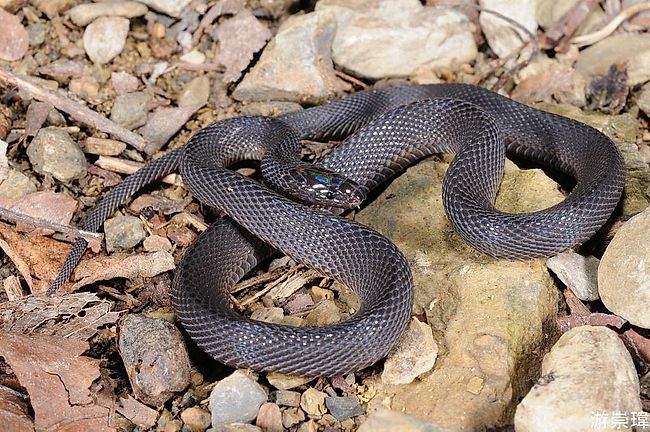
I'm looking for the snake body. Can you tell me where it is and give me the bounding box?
[50,84,625,376]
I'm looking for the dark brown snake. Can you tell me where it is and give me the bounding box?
[49,83,625,376]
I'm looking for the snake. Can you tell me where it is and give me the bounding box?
[49,83,625,376]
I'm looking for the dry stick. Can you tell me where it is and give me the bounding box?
[0,206,103,246]
[0,67,147,152]
[571,1,650,47]
[95,155,183,186]
[230,265,292,294]
[335,70,369,89]
[540,0,601,50]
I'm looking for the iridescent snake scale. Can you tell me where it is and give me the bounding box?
[49,83,625,376]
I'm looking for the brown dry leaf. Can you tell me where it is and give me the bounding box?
[216,9,272,82]
[511,69,576,104]
[0,9,29,61]
[0,292,120,341]
[116,396,157,429]
[70,250,175,291]
[25,100,53,137]
[0,386,34,432]
[10,191,77,234]
[0,332,114,432]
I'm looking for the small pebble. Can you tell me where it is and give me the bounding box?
[83,137,126,156]
[179,50,206,64]
[104,215,146,253]
[0,169,36,201]
[180,406,211,432]
[83,16,130,64]
[177,75,210,107]
[546,251,599,301]
[273,390,301,407]
[143,234,173,253]
[250,307,285,324]
[303,299,340,326]
[135,0,191,17]
[300,388,327,417]
[255,402,283,432]
[281,407,305,429]
[67,1,148,26]
[209,370,268,427]
[213,424,261,432]
[381,318,438,385]
[310,286,334,302]
[325,396,364,421]
[284,293,314,315]
[27,126,87,182]
[110,91,150,130]
[266,372,312,390]
[111,71,140,95]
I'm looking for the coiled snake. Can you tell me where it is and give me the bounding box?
[50,84,625,376]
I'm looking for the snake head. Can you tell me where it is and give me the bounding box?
[286,167,366,209]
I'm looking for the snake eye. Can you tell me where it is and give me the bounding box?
[325,191,335,200]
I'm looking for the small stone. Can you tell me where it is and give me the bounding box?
[546,251,600,301]
[284,293,314,315]
[300,388,327,417]
[111,71,140,95]
[296,420,318,432]
[638,83,650,117]
[273,390,301,407]
[180,407,211,432]
[303,299,340,326]
[255,402,283,432]
[324,396,364,421]
[250,307,285,324]
[0,8,29,61]
[466,376,484,395]
[104,215,146,253]
[266,372,312,390]
[110,92,150,130]
[358,409,438,432]
[143,234,172,253]
[381,318,438,385]
[478,0,537,58]
[68,75,100,102]
[32,0,75,18]
[134,0,191,17]
[213,424,262,432]
[599,206,650,328]
[209,370,268,427]
[67,1,148,27]
[0,169,37,202]
[140,104,203,155]
[83,137,126,156]
[514,326,642,431]
[119,315,191,407]
[83,16,130,65]
[27,126,86,182]
[281,407,305,429]
[179,50,206,64]
[27,22,47,46]
[309,286,334,302]
[177,75,210,108]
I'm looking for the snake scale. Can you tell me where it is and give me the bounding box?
[50,83,625,376]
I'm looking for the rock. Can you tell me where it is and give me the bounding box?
[32,0,75,18]
[209,370,268,427]
[300,388,327,417]
[598,206,650,329]
[69,75,100,102]
[140,104,203,155]
[273,390,301,407]
[513,57,587,107]
[325,396,364,421]
[233,11,343,104]
[180,50,206,64]
[358,409,444,432]
[213,424,262,432]
[479,0,537,58]
[535,0,603,34]
[67,1,148,27]
[111,71,140,95]
[514,326,642,431]
[638,83,650,117]
[27,126,86,182]
[180,406,211,432]
[303,299,340,326]
[0,169,36,203]
[260,0,296,18]
[281,407,305,429]
[309,286,334,302]
[546,251,599,301]
[0,8,29,61]
[83,137,126,156]
[83,16,130,65]
[119,315,191,407]
[110,91,150,130]
[177,75,210,107]
[356,155,560,430]
[284,293,314,315]
[317,0,477,79]
[142,234,172,253]
[575,34,650,86]
[250,307,285,324]
[381,318,438,385]
[27,22,47,46]
[134,0,190,17]
[104,215,146,253]
[255,402,283,432]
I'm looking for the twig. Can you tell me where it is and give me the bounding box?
[0,67,147,151]
[237,266,304,308]
[230,264,290,294]
[95,155,183,186]
[540,0,601,50]
[571,1,650,47]
[334,70,369,89]
[0,206,103,246]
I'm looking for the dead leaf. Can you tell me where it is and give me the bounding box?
[511,69,577,105]
[0,332,114,432]
[116,396,157,429]
[216,9,272,82]
[10,191,77,234]
[0,292,121,341]
[0,9,29,61]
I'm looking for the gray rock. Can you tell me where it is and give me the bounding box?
[140,104,203,155]
[177,75,210,107]
[27,22,47,46]
[598,206,650,329]
[255,402,283,432]
[27,126,86,182]
[134,0,190,17]
[67,1,148,26]
[273,390,301,407]
[281,407,305,429]
[104,215,146,252]
[358,409,445,432]
[325,396,364,421]
[381,318,438,385]
[110,91,150,130]
[300,388,327,417]
[317,0,477,79]
[0,169,37,201]
[546,251,599,301]
[479,0,538,58]
[233,11,343,104]
[250,307,285,324]
[119,314,191,407]
[303,299,340,326]
[514,326,642,431]
[575,33,650,86]
[209,370,268,427]
[111,71,140,95]
[180,406,211,432]
[83,16,130,64]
